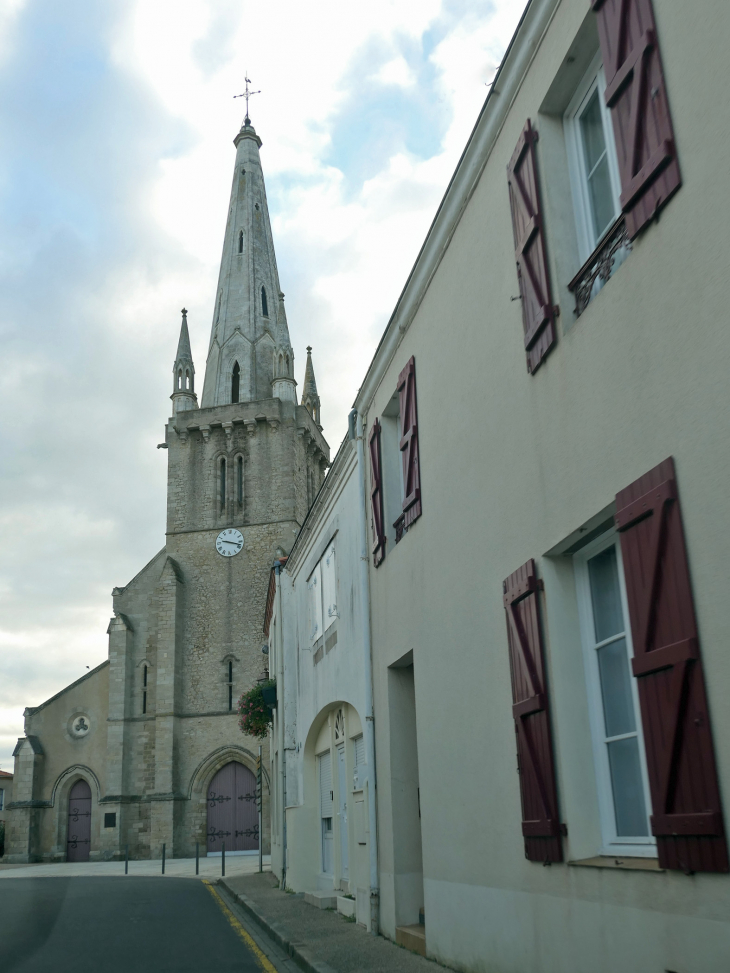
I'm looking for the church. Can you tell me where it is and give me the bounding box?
[4,113,329,863]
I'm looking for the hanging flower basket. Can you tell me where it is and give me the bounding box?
[261,684,277,708]
[237,680,275,740]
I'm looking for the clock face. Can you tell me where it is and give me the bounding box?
[216,528,244,557]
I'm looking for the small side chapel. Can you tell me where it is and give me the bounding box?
[4,114,329,863]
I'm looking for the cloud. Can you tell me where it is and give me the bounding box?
[0,0,527,767]
[374,56,417,88]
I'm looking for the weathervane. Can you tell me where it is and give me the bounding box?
[233,75,261,124]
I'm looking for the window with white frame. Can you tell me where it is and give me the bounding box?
[564,55,623,263]
[574,532,655,856]
[308,542,337,646]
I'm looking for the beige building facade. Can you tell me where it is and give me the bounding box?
[346,0,730,970]
[4,116,328,865]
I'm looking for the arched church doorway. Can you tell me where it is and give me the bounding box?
[67,779,92,862]
[207,761,259,854]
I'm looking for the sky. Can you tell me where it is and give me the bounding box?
[0,0,527,770]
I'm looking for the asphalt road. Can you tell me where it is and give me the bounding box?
[1,876,270,973]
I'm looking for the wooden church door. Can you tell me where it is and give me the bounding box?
[207,761,259,853]
[67,779,92,862]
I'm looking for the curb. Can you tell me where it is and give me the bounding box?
[219,879,340,973]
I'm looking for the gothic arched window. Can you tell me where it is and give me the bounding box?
[220,458,226,512]
[185,369,190,390]
[261,286,268,317]
[231,361,240,403]
[177,370,182,390]
[238,230,243,254]
[237,456,243,506]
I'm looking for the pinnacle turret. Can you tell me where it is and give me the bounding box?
[171,308,198,414]
[302,346,321,427]
[200,118,295,408]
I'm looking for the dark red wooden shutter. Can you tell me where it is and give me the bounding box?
[506,120,556,375]
[369,419,386,567]
[616,458,728,872]
[503,560,563,862]
[397,356,422,529]
[592,0,681,238]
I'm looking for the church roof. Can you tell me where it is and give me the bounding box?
[200,116,294,408]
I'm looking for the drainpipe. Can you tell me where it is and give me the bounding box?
[275,559,287,891]
[349,408,379,935]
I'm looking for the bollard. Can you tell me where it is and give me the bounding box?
[125,844,129,875]
[162,843,166,875]
[222,841,225,878]
[195,842,199,876]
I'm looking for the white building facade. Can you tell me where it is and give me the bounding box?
[266,435,378,930]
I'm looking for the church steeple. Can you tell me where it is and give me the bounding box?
[302,346,321,427]
[200,117,296,409]
[171,308,198,413]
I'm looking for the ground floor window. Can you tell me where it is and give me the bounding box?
[575,532,655,855]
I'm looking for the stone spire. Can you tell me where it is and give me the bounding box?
[171,308,198,413]
[301,346,321,427]
[200,117,296,408]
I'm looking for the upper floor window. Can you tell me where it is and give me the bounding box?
[142,664,148,715]
[220,458,226,511]
[308,543,337,646]
[371,356,422,560]
[238,231,243,254]
[261,286,269,317]
[574,533,654,855]
[0,787,5,810]
[231,361,240,403]
[227,660,234,712]
[565,58,622,263]
[236,456,243,506]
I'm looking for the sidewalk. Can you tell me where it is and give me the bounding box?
[0,854,270,880]
[221,872,444,973]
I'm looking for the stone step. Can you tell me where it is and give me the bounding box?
[303,889,338,910]
[396,924,426,957]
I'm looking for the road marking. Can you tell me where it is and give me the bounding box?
[203,880,278,973]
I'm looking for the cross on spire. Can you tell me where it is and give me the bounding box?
[233,76,261,125]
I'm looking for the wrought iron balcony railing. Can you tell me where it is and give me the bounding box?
[568,216,632,318]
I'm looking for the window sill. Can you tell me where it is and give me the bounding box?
[569,855,663,872]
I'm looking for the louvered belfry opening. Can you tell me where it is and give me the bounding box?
[615,457,728,873]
